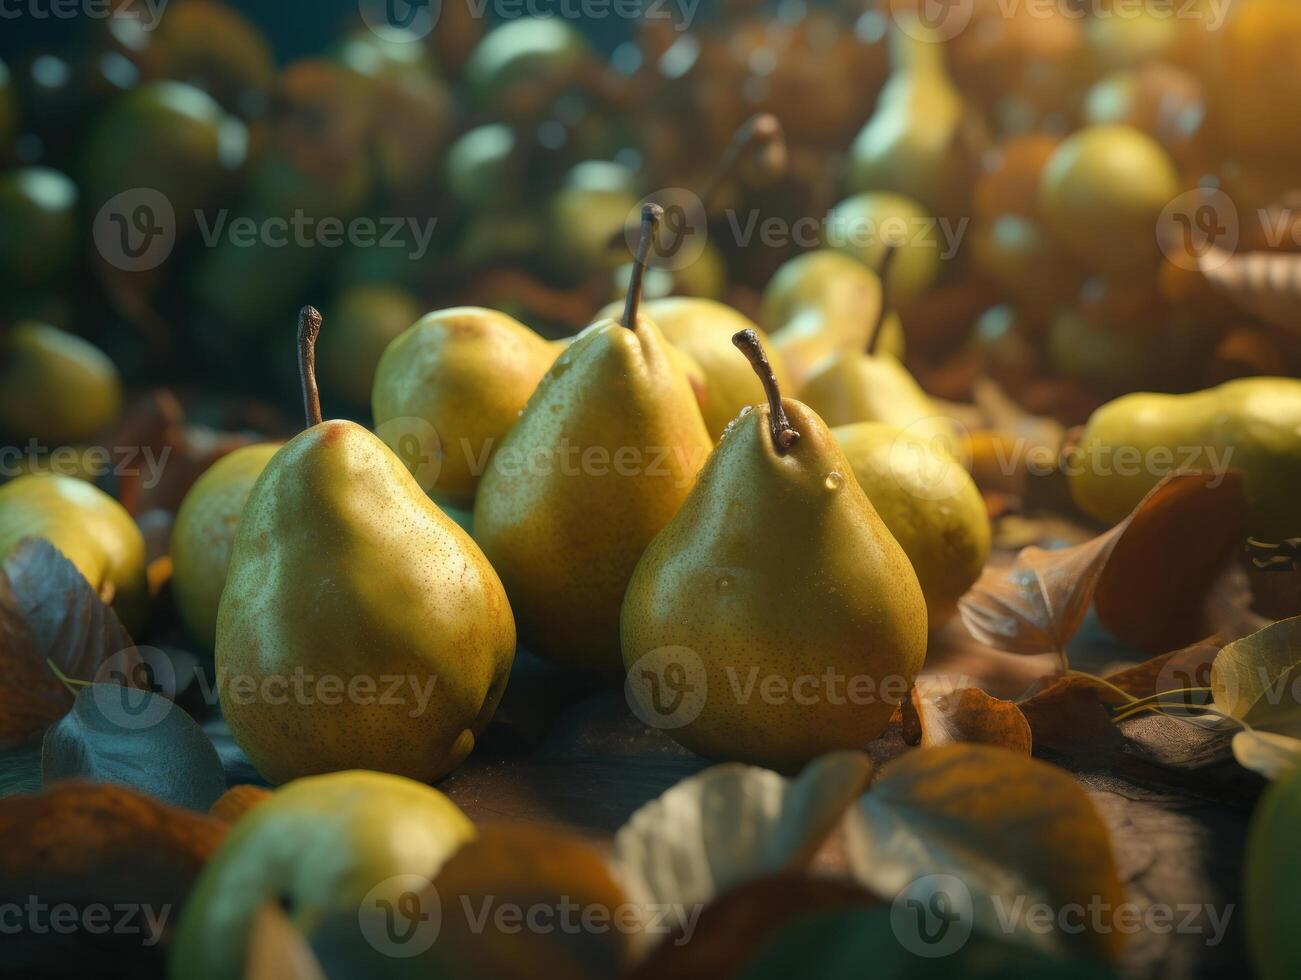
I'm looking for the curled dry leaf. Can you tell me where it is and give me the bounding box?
[41,685,227,812]
[245,902,327,980]
[901,676,1032,754]
[959,472,1247,657]
[209,784,273,823]
[1232,731,1301,781]
[1212,616,1301,738]
[1200,244,1301,334]
[0,781,227,974]
[844,744,1126,963]
[0,539,140,750]
[610,751,874,926]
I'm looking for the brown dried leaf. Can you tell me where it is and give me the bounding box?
[0,539,141,749]
[0,781,227,973]
[1200,244,1301,334]
[902,677,1032,754]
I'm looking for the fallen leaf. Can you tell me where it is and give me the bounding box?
[1212,616,1301,738]
[1232,731,1301,781]
[902,677,1032,754]
[959,473,1246,658]
[42,685,227,811]
[611,752,873,925]
[210,784,273,823]
[0,539,141,749]
[0,781,227,974]
[844,744,1126,962]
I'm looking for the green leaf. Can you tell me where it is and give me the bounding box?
[42,684,226,810]
[1212,616,1301,737]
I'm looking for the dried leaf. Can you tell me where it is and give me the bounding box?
[246,903,327,980]
[1232,730,1301,781]
[1200,244,1301,334]
[902,677,1032,754]
[0,539,140,749]
[959,473,1245,657]
[0,781,226,973]
[844,744,1126,962]
[1212,616,1301,737]
[42,685,227,811]
[209,784,273,823]
[611,752,873,921]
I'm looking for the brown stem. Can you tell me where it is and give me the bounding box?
[732,328,799,454]
[865,244,899,357]
[698,113,787,212]
[297,305,323,428]
[622,204,663,329]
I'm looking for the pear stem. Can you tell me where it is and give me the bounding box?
[297,305,323,429]
[865,244,899,357]
[732,328,799,454]
[622,204,663,329]
[699,113,787,211]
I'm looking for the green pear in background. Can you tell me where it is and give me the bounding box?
[169,770,472,980]
[474,206,712,669]
[216,307,515,785]
[1070,377,1301,540]
[622,330,927,772]
[0,322,122,445]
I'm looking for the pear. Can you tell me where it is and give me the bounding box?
[846,19,969,218]
[797,249,951,446]
[171,443,281,648]
[0,322,122,445]
[371,306,559,508]
[621,330,927,771]
[217,307,515,785]
[833,422,990,627]
[317,284,420,409]
[0,474,146,631]
[824,192,942,305]
[762,249,904,388]
[473,206,712,669]
[169,770,472,980]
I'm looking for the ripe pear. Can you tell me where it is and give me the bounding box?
[797,251,951,446]
[833,422,990,627]
[170,443,281,649]
[846,19,968,218]
[0,167,79,293]
[0,322,122,445]
[217,308,515,785]
[622,330,927,771]
[824,192,942,304]
[762,249,904,388]
[371,306,559,508]
[317,284,420,408]
[0,474,146,631]
[473,207,712,669]
[1069,377,1301,540]
[169,770,473,980]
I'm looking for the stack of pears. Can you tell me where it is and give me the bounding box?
[474,206,712,668]
[216,307,515,784]
[622,330,928,772]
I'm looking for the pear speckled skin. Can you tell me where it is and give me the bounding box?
[473,314,712,669]
[799,350,952,447]
[169,770,472,980]
[216,421,515,785]
[621,399,928,773]
[1071,377,1301,539]
[0,474,146,631]
[372,307,559,508]
[834,422,990,627]
[171,443,281,648]
[761,250,903,387]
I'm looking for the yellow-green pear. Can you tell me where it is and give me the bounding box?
[1070,377,1301,540]
[473,207,712,669]
[833,422,990,627]
[761,249,903,388]
[796,251,950,446]
[0,322,122,444]
[170,443,281,648]
[169,770,473,980]
[317,284,420,408]
[846,19,968,217]
[372,306,559,508]
[0,474,146,630]
[217,308,515,785]
[824,192,942,304]
[622,330,927,771]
